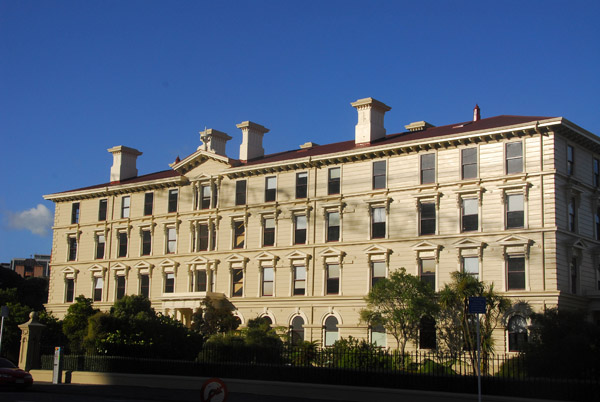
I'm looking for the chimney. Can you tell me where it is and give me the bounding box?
[473,104,481,122]
[108,146,142,182]
[236,121,269,161]
[199,128,232,157]
[351,97,392,145]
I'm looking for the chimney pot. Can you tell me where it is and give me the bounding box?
[108,146,142,182]
[199,128,232,157]
[473,104,481,122]
[351,97,391,145]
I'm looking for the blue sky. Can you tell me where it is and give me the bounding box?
[1,1,599,263]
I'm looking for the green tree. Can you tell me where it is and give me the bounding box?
[437,272,511,373]
[62,295,99,353]
[0,288,31,360]
[359,268,437,357]
[191,297,240,337]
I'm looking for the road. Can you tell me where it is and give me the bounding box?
[0,383,341,402]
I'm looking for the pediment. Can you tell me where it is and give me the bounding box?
[111,262,129,270]
[286,250,310,261]
[571,238,588,250]
[497,235,532,246]
[363,244,391,255]
[171,149,231,176]
[225,253,247,263]
[320,247,344,257]
[89,264,107,272]
[453,238,485,249]
[412,240,442,251]
[61,266,78,274]
[256,251,278,261]
[134,260,153,269]
[158,258,178,267]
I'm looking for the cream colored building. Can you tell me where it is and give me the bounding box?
[44,98,600,352]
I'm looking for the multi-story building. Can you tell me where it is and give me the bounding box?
[10,254,51,278]
[44,97,600,352]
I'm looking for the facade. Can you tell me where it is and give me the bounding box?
[10,254,51,278]
[44,97,600,352]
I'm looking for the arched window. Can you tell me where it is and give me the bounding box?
[508,315,528,352]
[419,316,436,349]
[290,316,305,344]
[260,315,273,326]
[324,316,339,347]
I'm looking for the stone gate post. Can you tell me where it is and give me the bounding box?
[18,312,45,371]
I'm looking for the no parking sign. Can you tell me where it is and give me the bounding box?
[200,377,228,402]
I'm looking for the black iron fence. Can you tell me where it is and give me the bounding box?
[40,346,599,402]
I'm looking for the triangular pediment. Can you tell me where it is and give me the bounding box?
[134,260,153,269]
[111,262,129,270]
[158,258,177,268]
[571,238,588,250]
[453,238,485,249]
[256,251,277,261]
[89,264,107,272]
[364,244,391,255]
[225,253,247,263]
[171,149,231,175]
[320,247,344,257]
[497,235,532,246]
[286,250,310,261]
[412,240,442,251]
[61,266,78,274]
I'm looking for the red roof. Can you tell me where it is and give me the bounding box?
[53,115,553,195]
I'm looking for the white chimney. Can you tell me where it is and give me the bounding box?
[199,128,232,157]
[351,97,392,145]
[236,121,269,161]
[108,145,142,182]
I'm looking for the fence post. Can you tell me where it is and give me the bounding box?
[18,312,46,371]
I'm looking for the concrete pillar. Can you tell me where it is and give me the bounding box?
[18,312,45,371]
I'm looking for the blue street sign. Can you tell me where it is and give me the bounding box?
[469,297,486,314]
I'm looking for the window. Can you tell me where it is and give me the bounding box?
[121,196,130,218]
[166,227,177,254]
[140,274,149,298]
[461,148,477,179]
[371,324,386,347]
[142,230,152,256]
[195,270,207,292]
[235,180,247,205]
[296,172,308,199]
[68,237,77,261]
[371,207,386,239]
[507,255,525,290]
[506,194,524,229]
[164,273,175,293]
[201,185,211,209]
[71,203,80,224]
[507,315,528,352]
[144,193,154,216]
[262,267,274,296]
[328,167,340,195]
[463,256,479,279]
[294,215,307,244]
[263,218,275,247]
[98,199,108,221]
[234,221,245,249]
[324,316,339,347]
[326,264,340,295]
[116,276,126,300]
[567,145,574,175]
[198,224,209,251]
[326,211,340,242]
[290,316,304,344]
[596,208,600,240]
[594,158,599,187]
[96,234,105,260]
[461,198,478,232]
[371,261,386,288]
[420,154,435,184]
[570,257,578,294]
[506,142,523,174]
[419,316,436,349]
[420,259,436,290]
[293,266,306,296]
[168,189,178,213]
[265,176,276,202]
[372,161,386,190]
[568,197,577,232]
[118,232,128,258]
[93,277,103,301]
[232,268,243,297]
[419,202,436,235]
[65,278,74,303]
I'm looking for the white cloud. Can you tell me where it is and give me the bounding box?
[7,204,53,236]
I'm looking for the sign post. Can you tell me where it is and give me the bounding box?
[52,346,63,384]
[469,296,486,402]
[0,306,9,356]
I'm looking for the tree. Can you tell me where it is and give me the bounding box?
[62,295,99,353]
[524,308,600,379]
[437,272,511,373]
[359,268,437,357]
[191,297,240,337]
[0,288,32,360]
